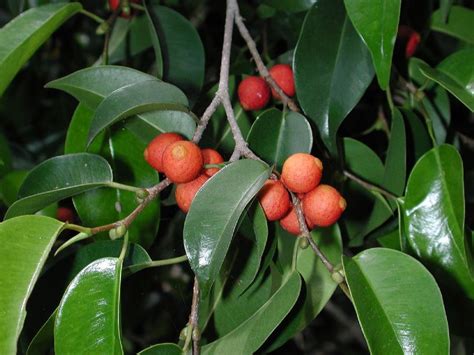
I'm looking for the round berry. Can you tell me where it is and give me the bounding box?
[56,207,75,222]
[144,132,184,173]
[279,205,315,236]
[162,141,203,183]
[281,153,323,193]
[258,180,291,221]
[238,76,270,111]
[406,32,421,58]
[175,174,209,213]
[303,185,346,227]
[269,64,295,99]
[201,148,224,177]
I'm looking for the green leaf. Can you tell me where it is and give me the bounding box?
[265,226,342,352]
[343,248,450,354]
[401,108,432,166]
[26,310,56,355]
[184,159,271,296]
[5,153,113,219]
[344,0,401,89]
[138,343,182,355]
[88,79,188,146]
[0,216,64,355]
[0,3,82,97]
[202,272,302,354]
[431,6,474,44]
[0,132,12,178]
[65,105,161,248]
[404,144,474,298]
[145,5,205,103]
[0,170,28,206]
[294,0,374,155]
[247,108,313,170]
[440,0,454,22]
[45,66,156,109]
[418,49,474,111]
[55,257,123,354]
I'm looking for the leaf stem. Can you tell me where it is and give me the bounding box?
[107,181,146,194]
[64,223,91,234]
[80,9,105,24]
[343,169,398,200]
[119,232,129,261]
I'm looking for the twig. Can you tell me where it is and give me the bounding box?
[190,277,201,355]
[231,0,299,113]
[343,170,398,200]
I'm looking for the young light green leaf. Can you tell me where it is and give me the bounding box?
[202,272,302,354]
[343,248,450,354]
[55,257,123,355]
[294,0,374,155]
[431,6,474,44]
[247,108,313,170]
[404,144,474,299]
[5,154,113,219]
[87,80,188,146]
[184,159,271,296]
[418,49,474,111]
[45,66,156,109]
[138,343,183,355]
[344,0,401,89]
[0,216,64,355]
[0,3,82,96]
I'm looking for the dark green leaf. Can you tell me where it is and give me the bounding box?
[5,154,113,219]
[88,79,188,146]
[247,108,313,170]
[418,49,474,111]
[184,159,271,296]
[26,310,56,355]
[377,228,401,250]
[0,216,64,354]
[344,0,401,89]
[65,105,161,248]
[0,3,82,96]
[440,0,454,22]
[401,108,432,165]
[55,257,123,354]
[138,343,182,355]
[431,6,474,44]
[202,272,302,354]
[0,132,12,178]
[0,170,28,206]
[146,5,205,103]
[404,144,474,298]
[45,66,156,109]
[343,248,450,354]
[294,0,374,155]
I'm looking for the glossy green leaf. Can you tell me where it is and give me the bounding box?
[55,257,123,354]
[344,0,401,89]
[26,310,56,355]
[294,0,374,155]
[146,5,205,103]
[0,170,28,206]
[440,0,454,22]
[0,3,82,96]
[343,248,450,354]
[418,49,474,111]
[138,343,182,355]
[202,272,302,354]
[401,109,432,166]
[404,144,474,298]
[431,6,474,44]
[0,216,64,355]
[65,105,160,248]
[45,66,155,109]
[247,108,313,169]
[5,153,113,219]
[184,159,271,296]
[265,226,342,351]
[88,79,188,146]
[213,104,251,156]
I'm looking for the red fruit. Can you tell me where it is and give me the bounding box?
[258,180,291,221]
[269,64,295,99]
[281,153,323,193]
[175,174,209,213]
[144,133,184,173]
[238,76,271,111]
[279,205,315,236]
[109,0,140,18]
[162,141,203,183]
[405,32,421,58]
[56,207,75,222]
[303,185,346,227]
[201,148,224,177]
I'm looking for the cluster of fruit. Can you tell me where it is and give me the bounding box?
[258,153,346,236]
[144,133,224,213]
[238,64,295,111]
